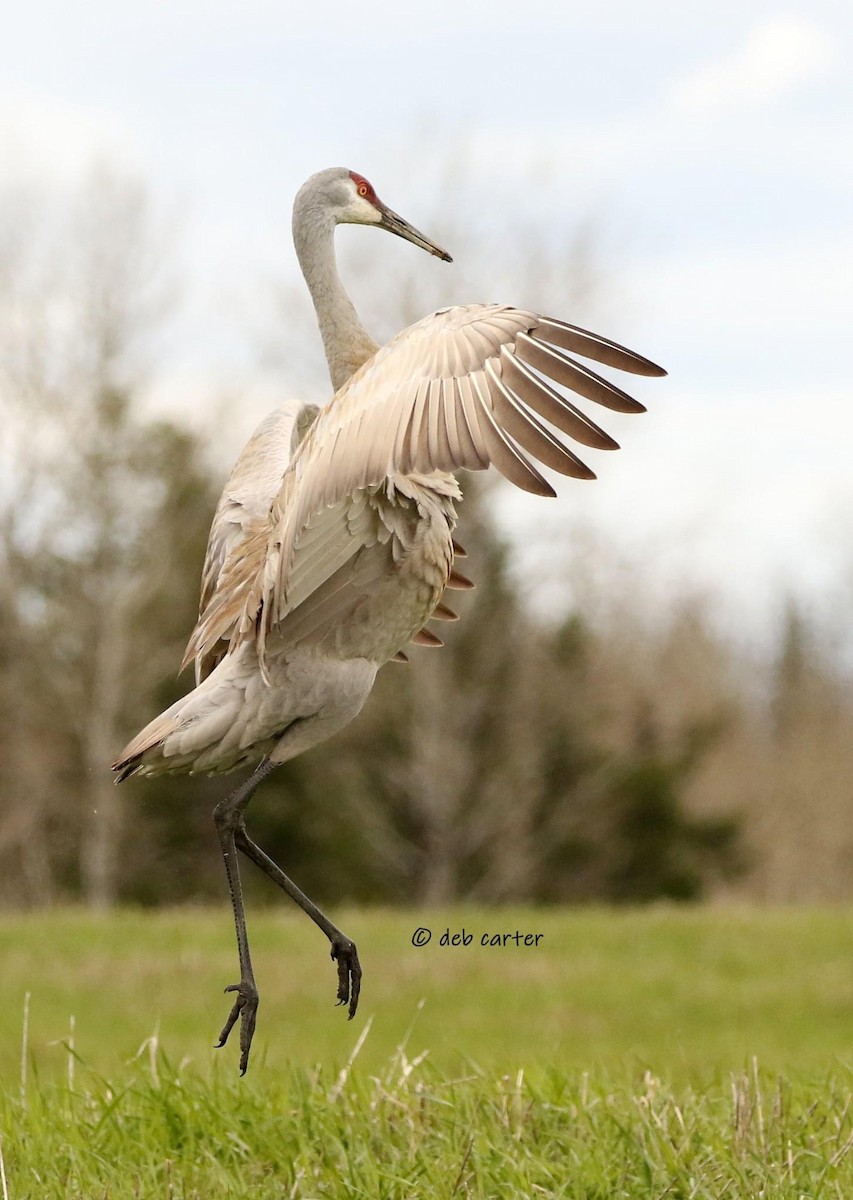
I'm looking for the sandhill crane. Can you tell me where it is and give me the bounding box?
[113,166,666,1073]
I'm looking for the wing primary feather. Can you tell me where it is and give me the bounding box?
[451,539,467,557]
[496,351,618,451]
[392,650,409,663]
[470,372,556,497]
[432,602,459,621]
[486,361,597,480]
[447,568,475,590]
[515,334,648,414]
[534,317,667,377]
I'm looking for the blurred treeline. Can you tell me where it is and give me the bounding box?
[1,168,851,910]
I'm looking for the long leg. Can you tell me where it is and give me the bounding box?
[212,757,277,1074]
[234,827,361,1018]
[213,756,361,1074]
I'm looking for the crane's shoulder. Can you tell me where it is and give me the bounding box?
[217,401,320,507]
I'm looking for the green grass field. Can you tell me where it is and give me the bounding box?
[1,907,852,1196]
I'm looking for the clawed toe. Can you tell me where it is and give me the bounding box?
[216,981,259,1074]
[214,935,360,1076]
[330,937,362,1019]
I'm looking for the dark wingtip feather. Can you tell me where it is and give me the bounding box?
[535,317,667,379]
[516,334,648,414]
[634,362,667,379]
[112,759,140,783]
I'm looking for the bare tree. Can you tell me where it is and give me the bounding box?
[0,166,216,908]
[7,151,851,909]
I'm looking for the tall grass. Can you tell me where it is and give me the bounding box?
[3,1036,853,1197]
[1,907,853,1196]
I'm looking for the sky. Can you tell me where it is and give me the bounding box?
[2,0,851,643]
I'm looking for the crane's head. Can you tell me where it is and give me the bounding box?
[295,167,452,262]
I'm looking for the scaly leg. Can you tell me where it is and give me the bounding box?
[235,826,361,1018]
[212,757,277,1074]
[213,756,362,1074]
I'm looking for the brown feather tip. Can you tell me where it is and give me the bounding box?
[431,603,459,621]
[411,628,444,648]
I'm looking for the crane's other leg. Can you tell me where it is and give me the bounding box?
[234,827,361,1019]
[212,756,277,1074]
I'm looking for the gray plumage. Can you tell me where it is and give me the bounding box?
[112,166,666,1072]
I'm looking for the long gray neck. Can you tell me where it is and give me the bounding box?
[292,201,379,393]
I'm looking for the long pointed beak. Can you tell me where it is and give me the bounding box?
[378,205,452,262]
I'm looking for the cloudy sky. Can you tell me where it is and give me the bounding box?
[2,0,851,640]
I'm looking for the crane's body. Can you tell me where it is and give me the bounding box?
[113,168,666,1073]
[117,432,457,777]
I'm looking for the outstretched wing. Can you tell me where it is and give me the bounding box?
[187,303,665,668]
[184,400,319,682]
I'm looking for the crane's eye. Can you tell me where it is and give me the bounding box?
[349,172,377,203]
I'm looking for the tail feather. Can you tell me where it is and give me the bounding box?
[112,707,185,781]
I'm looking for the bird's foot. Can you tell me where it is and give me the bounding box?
[215,980,259,1075]
[330,935,361,1019]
